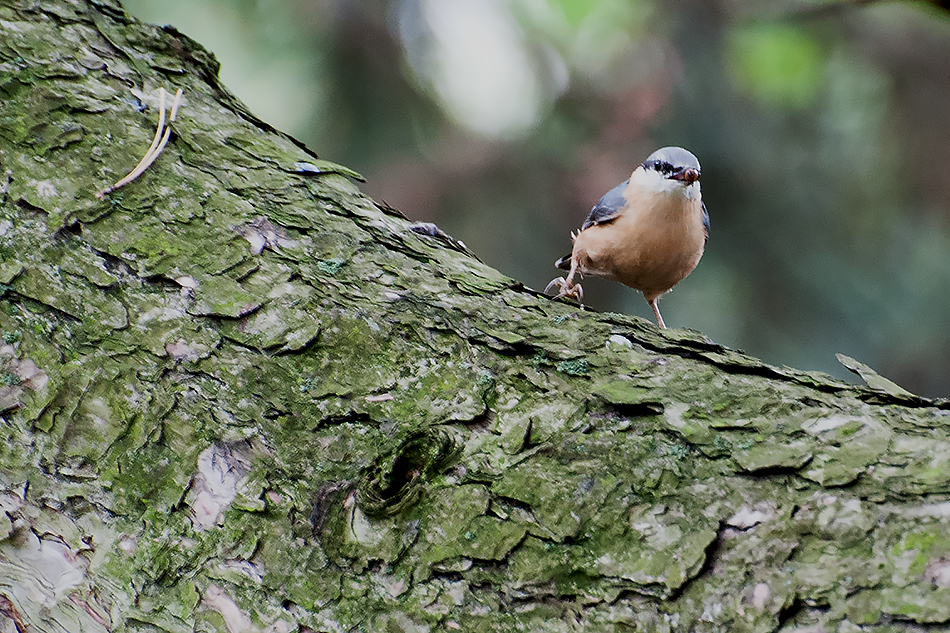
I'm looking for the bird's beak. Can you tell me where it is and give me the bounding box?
[670,168,700,183]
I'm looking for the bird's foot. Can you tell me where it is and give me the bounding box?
[544,277,584,304]
[543,276,565,294]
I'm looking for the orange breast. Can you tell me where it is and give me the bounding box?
[571,191,705,300]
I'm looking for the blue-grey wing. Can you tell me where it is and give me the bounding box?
[702,200,710,240]
[581,180,628,230]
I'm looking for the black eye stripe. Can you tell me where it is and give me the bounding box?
[648,160,675,174]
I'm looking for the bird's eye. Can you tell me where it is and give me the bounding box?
[651,160,665,172]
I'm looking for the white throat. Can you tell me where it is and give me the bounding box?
[631,166,701,201]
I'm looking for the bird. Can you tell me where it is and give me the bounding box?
[545,146,708,329]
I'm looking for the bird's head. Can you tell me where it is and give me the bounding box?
[637,146,701,199]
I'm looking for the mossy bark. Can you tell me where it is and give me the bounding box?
[2,1,950,631]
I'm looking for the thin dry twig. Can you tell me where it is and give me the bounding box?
[95,87,184,199]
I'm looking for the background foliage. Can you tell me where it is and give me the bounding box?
[122,0,950,397]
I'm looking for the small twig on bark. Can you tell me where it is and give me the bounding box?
[95,87,184,199]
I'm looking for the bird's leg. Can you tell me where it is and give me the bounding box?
[544,277,585,304]
[545,259,584,304]
[571,280,584,304]
[647,297,667,329]
[561,260,581,300]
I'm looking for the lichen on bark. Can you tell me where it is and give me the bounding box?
[2,1,950,632]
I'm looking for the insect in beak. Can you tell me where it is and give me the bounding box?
[670,168,700,183]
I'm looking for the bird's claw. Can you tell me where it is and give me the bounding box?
[544,277,584,304]
[544,276,565,294]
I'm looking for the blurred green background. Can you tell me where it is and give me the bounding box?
[122,0,950,397]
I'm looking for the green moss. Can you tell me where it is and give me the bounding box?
[2,329,21,342]
[556,358,589,376]
[0,371,20,386]
[316,258,346,276]
[532,350,549,369]
[895,531,938,554]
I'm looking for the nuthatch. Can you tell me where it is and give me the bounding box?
[545,147,708,329]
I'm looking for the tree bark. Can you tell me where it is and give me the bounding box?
[1,1,950,631]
